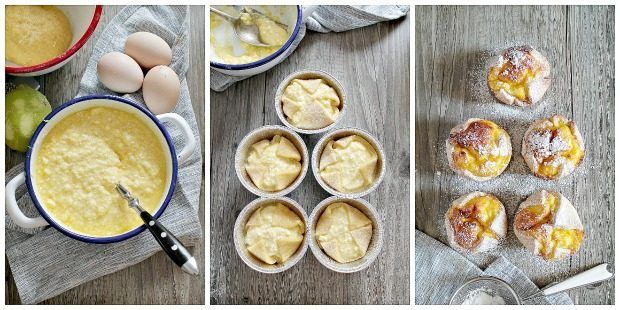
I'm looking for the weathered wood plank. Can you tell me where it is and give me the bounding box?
[5,5,205,305]
[415,5,614,305]
[210,15,410,305]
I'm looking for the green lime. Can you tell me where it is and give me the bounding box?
[5,84,52,152]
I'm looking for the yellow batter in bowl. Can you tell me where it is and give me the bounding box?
[210,6,291,65]
[6,5,73,66]
[34,107,168,237]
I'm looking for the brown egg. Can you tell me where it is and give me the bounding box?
[143,65,180,115]
[125,32,172,69]
[96,52,144,93]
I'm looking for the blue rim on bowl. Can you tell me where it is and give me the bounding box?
[24,94,178,244]
[210,6,302,70]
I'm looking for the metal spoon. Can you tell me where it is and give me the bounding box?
[210,7,284,47]
[115,183,199,275]
[234,6,289,30]
[522,263,614,302]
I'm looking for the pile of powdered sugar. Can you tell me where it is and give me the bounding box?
[462,288,506,305]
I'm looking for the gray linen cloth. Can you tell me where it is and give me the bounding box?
[415,230,573,305]
[5,6,202,304]
[210,5,409,91]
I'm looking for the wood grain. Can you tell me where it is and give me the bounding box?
[5,5,205,305]
[210,15,410,305]
[415,5,614,305]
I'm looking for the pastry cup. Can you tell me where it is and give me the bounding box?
[308,196,383,273]
[444,191,507,253]
[446,118,512,182]
[275,69,346,135]
[311,127,386,198]
[521,115,585,180]
[514,190,584,261]
[235,125,308,198]
[233,196,309,273]
[487,45,551,107]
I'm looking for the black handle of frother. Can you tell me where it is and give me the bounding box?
[139,211,194,269]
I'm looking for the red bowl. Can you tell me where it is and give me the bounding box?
[5,5,103,76]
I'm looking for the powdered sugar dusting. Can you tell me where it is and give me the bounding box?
[498,46,534,82]
[526,130,570,161]
[432,44,589,276]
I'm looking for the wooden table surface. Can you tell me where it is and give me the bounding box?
[415,6,614,305]
[5,6,205,304]
[210,15,410,305]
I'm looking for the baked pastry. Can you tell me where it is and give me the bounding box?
[444,192,507,253]
[281,78,341,130]
[514,190,584,260]
[319,135,379,193]
[488,45,551,107]
[521,115,585,180]
[245,135,302,192]
[446,119,512,181]
[245,203,305,264]
[315,202,373,263]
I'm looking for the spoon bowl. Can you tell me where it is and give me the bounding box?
[210,6,284,47]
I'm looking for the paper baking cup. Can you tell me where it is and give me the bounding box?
[274,70,347,135]
[233,196,309,273]
[235,125,308,198]
[308,196,383,273]
[311,127,386,198]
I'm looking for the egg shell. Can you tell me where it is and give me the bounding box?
[96,52,144,93]
[143,65,180,115]
[125,32,172,69]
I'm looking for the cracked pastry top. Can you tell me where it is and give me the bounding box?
[245,202,305,264]
[446,118,512,181]
[281,78,341,130]
[521,115,585,180]
[315,202,373,263]
[514,190,584,261]
[444,192,507,253]
[319,135,379,194]
[245,135,302,192]
[488,45,551,107]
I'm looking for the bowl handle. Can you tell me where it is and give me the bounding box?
[157,113,197,165]
[5,172,48,228]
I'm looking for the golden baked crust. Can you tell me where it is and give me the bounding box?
[521,115,585,180]
[514,190,584,261]
[444,192,507,253]
[488,45,551,107]
[446,119,512,181]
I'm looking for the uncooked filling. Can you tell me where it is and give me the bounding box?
[244,203,305,265]
[6,5,73,66]
[34,107,168,237]
[319,135,378,193]
[245,135,302,192]
[315,202,373,263]
[210,7,290,64]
